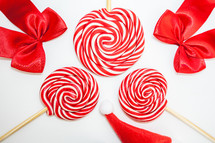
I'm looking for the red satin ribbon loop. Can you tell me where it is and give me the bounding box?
[154,0,215,73]
[0,0,67,73]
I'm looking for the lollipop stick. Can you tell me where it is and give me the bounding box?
[166,107,215,143]
[107,0,111,12]
[0,107,47,142]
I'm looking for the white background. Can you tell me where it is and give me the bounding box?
[0,0,215,143]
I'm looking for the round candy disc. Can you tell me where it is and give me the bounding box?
[119,68,167,122]
[73,8,145,76]
[40,67,99,120]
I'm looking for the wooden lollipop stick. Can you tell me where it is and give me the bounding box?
[0,107,47,142]
[107,0,111,12]
[166,107,215,143]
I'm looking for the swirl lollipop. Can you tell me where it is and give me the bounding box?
[41,67,99,120]
[118,68,215,142]
[0,67,99,141]
[73,7,145,76]
[119,68,167,122]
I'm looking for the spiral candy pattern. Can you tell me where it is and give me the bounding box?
[73,8,145,76]
[119,68,167,122]
[40,67,99,120]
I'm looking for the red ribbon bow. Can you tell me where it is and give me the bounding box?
[154,0,215,73]
[0,0,67,73]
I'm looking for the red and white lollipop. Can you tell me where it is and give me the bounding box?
[118,68,215,142]
[0,67,99,141]
[73,8,145,76]
[41,67,99,120]
[119,68,167,121]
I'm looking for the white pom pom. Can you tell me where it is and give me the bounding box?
[100,100,114,115]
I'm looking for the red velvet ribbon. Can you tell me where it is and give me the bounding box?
[0,0,67,73]
[154,0,215,73]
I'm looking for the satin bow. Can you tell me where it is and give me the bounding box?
[0,0,67,73]
[154,0,215,73]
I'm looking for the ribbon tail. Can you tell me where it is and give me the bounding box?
[176,0,215,39]
[174,46,206,73]
[11,42,46,73]
[0,0,44,37]
[41,8,67,41]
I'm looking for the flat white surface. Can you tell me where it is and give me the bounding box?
[0,0,215,143]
